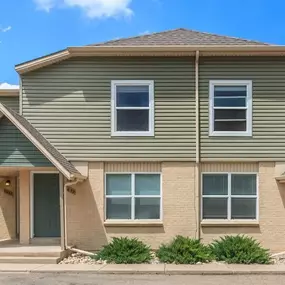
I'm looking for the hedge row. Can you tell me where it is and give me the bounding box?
[92,235,271,264]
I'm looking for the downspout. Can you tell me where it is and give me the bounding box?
[63,179,94,256]
[63,179,79,250]
[195,50,201,239]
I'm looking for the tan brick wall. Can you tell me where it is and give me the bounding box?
[66,162,197,250]
[0,177,16,240]
[19,170,30,244]
[201,162,285,252]
[66,161,285,252]
[66,162,106,249]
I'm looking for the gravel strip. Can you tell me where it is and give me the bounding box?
[272,254,285,265]
[59,253,107,265]
[61,252,280,265]
[60,251,161,265]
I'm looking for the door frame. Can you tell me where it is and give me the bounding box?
[30,171,62,238]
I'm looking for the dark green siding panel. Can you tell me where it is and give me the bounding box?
[200,57,285,160]
[0,117,52,166]
[22,57,196,161]
[0,96,19,112]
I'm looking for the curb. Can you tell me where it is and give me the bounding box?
[17,269,285,275]
[1,264,285,275]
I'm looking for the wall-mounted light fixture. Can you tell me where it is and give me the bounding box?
[5,180,11,186]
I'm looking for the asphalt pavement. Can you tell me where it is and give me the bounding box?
[0,273,284,285]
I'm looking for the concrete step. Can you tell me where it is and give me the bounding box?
[0,256,61,264]
[0,251,62,257]
[30,238,61,245]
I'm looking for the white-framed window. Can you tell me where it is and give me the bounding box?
[202,173,258,220]
[105,173,161,220]
[209,80,252,136]
[111,80,154,136]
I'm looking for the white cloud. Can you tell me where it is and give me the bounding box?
[65,0,133,18]
[34,0,56,11]
[34,0,133,18]
[0,83,19,90]
[0,26,11,33]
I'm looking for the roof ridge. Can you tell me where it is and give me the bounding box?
[91,28,186,46]
[91,27,270,46]
[184,28,271,45]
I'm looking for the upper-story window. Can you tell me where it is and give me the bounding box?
[209,80,252,137]
[111,80,154,136]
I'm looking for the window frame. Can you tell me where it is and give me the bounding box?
[209,80,253,137]
[111,80,155,137]
[104,172,162,221]
[201,172,259,221]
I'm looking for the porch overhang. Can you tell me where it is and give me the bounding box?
[0,103,86,181]
[275,176,285,183]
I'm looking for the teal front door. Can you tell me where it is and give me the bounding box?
[33,173,60,237]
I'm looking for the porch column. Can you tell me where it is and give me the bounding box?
[60,174,65,250]
[19,170,30,244]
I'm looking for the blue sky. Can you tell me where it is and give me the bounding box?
[1,0,285,86]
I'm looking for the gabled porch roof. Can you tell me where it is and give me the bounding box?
[0,103,86,180]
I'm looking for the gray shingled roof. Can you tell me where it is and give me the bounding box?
[93,28,269,47]
[0,103,83,179]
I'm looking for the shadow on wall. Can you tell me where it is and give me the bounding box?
[0,117,52,168]
[0,178,16,240]
[105,227,164,235]
[201,226,261,238]
[66,177,108,250]
[277,181,285,209]
[22,57,192,106]
[22,57,147,107]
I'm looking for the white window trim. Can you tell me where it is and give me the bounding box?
[209,80,252,137]
[201,172,259,222]
[111,80,154,137]
[104,172,162,221]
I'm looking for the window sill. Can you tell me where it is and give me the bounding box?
[201,220,259,227]
[209,132,252,137]
[111,132,154,137]
[104,220,163,227]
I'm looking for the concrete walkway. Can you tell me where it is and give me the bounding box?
[0,263,285,275]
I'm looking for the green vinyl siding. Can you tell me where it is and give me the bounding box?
[22,57,196,161]
[0,96,19,112]
[0,117,52,166]
[200,56,285,161]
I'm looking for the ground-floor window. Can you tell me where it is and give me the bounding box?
[105,173,161,220]
[202,173,257,220]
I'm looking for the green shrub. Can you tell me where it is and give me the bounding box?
[210,235,271,264]
[156,236,213,264]
[93,237,152,264]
